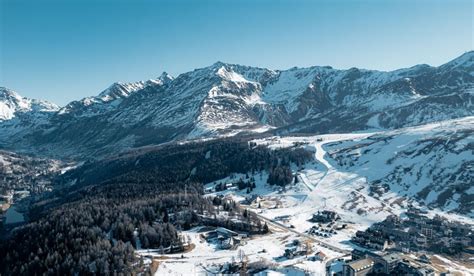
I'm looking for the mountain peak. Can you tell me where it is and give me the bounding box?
[158,72,174,84]
[212,61,227,67]
[98,81,146,99]
[0,87,59,121]
[440,51,474,70]
[215,65,252,83]
[0,87,21,100]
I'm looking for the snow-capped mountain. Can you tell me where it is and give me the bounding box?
[0,52,472,158]
[0,87,59,121]
[0,87,59,145]
[57,73,174,118]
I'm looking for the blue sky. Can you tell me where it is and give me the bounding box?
[1,0,472,105]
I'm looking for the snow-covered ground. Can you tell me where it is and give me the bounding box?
[137,132,391,275]
[248,132,396,249]
[137,226,339,275]
[138,117,474,274]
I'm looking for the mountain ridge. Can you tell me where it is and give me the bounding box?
[0,51,472,159]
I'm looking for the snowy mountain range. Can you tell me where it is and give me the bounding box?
[0,51,472,159]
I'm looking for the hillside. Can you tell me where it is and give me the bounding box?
[326,116,474,216]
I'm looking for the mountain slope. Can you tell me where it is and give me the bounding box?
[0,52,472,159]
[326,116,474,216]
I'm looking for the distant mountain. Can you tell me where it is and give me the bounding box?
[57,72,174,118]
[0,87,59,121]
[0,51,472,159]
[0,87,59,146]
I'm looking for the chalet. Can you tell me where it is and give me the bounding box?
[308,225,336,237]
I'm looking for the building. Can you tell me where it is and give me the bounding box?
[352,230,392,251]
[418,254,431,264]
[205,227,245,250]
[313,251,327,261]
[350,249,402,274]
[244,194,262,205]
[216,227,239,237]
[343,258,375,276]
[218,235,234,249]
[311,210,340,223]
[395,261,435,276]
[421,227,433,238]
[283,246,308,259]
[376,252,403,273]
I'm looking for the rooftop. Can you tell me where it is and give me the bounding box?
[347,258,375,271]
[382,253,403,263]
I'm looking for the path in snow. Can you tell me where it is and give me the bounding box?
[314,141,333,170]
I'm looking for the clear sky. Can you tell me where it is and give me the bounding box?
[1,0,472,105]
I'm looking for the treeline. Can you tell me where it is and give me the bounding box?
[267,166,293,186]
[55,139,312,191]
[0,138,313,275]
